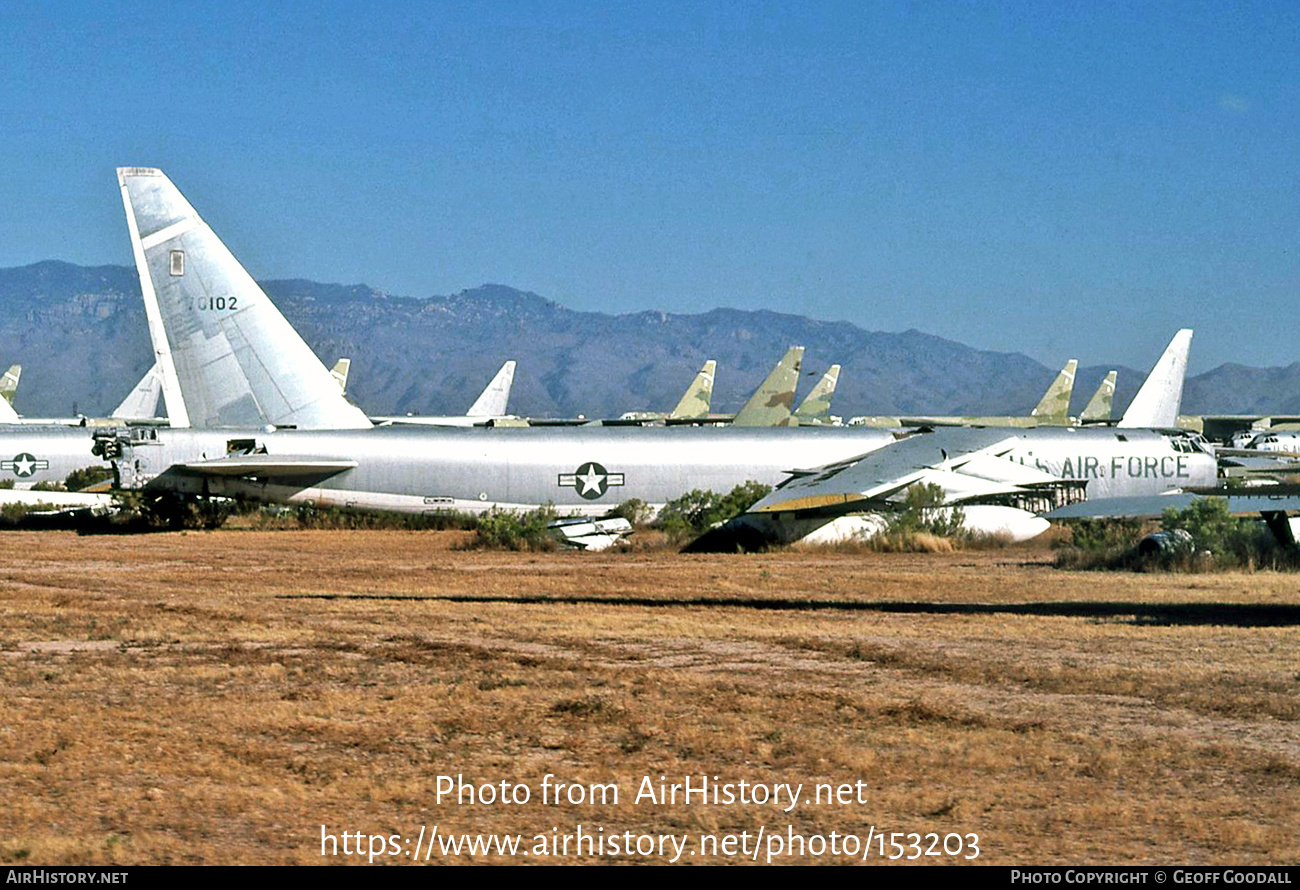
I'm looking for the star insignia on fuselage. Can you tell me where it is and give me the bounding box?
[2,453,48,478]
[557,461,625,500]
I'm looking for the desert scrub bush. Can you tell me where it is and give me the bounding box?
[293,505,479,531]
[655,481,771,540]
[606,498,654,526]
[1157,498,1290,570]
[866,483,970,551]
[64,465,115,492]
[1055,499,1300,572]
[1052,517,1149,570]
[466,506,559,551]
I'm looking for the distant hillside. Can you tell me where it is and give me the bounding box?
[0,261,1293,420]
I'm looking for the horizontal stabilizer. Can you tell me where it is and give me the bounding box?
[549,516,634,551]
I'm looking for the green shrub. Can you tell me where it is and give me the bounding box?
[886,482,965,536]
[468,506,559,551]
[656,481,771,539]
[1055,499,1300,572]
[293,505,479,531]
[65,466,115,492]
[1158,498,1273,570]
[606,498,654,526]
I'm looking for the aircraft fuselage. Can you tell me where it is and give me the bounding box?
[109,424,900,515]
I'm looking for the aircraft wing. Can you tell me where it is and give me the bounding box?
[748,427,1063,517]
[1048,493,1300,520]
[172,454,359,478]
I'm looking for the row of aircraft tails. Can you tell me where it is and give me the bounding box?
[5,167,1300,551]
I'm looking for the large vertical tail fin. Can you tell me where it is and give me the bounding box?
[117,167,372,430]
[466,361,516,417]
[1029,359,1076,425]
[1117,330,1192,428]
[793,364,841,425]
[668,360,716,420]
[734,346,803,427]
[1080,370,1117,424]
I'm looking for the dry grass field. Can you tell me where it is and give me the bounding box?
[1,528,1298,865]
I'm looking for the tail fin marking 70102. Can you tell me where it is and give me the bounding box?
[117,167,372,430]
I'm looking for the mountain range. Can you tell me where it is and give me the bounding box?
[0,260,1294,421]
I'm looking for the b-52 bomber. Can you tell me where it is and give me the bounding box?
[691,329,1218,549]
[849,360,1121,430]
[2,168,1224,547]
[100,167,907,526]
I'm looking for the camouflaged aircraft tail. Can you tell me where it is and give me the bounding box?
[0,364,20,407]
[668,360,716,420]
[0,365,19,422]
[330,359,351,394]
[734,347,803,427]
[1080,370,1117,424]
[1029,359,1077,424]
[793,364,841,424]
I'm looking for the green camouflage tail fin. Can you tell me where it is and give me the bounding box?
[792,364,841,424]
[1028,359,1077,424]
[668,360,716,420]
[0,364,19,421]
[1080,370,1117,423]
[330,358,351,393]
[0,364,20,407]
[734,346,803,427]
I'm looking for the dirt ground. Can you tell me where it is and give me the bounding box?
[1,529,1297,865]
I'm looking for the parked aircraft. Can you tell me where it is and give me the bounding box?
[1078,371,1117,424]
[618,360,717,423]
[692,330,1215,549]
[373,361,522,427]
[792,364,841,426]
[109,168,1228,551]
[848,359,1080,429]
[109,167,901,519]
[620,351,834,428]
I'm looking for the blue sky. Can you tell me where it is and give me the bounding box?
[2,1,1296,371]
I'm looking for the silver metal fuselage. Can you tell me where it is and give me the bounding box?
[998,427,1218,498]
[0,426,102,489]
[108,423,1219,517]
[115,425,900,515]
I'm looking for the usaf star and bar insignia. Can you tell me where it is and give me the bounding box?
[2,453,48,478]
[558,461,625,500]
